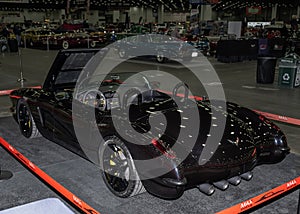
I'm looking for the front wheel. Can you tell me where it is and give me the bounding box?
[156,52,166,63]
[17,99,41,138]
[90,40,96,48]
[100,136,145,198]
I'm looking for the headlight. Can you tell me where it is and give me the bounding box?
[274,135,287,147]
[192,52,198,57]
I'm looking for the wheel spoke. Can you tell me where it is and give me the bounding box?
[103,142,131,193]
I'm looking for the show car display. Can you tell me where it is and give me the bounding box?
[21,28,55,47]
[42,31,106,49]
[9,48,290,199]
[114,34,199,63]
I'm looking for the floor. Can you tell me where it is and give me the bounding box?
[0,48,299,213]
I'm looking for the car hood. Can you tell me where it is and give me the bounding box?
[131,99,256,166]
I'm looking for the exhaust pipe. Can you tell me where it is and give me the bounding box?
[197,183,215,196]
[227,176,242,186]
[213,180,229,190]
[240,171,253,181]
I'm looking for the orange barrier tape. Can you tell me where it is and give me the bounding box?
[0,137,100,214]
[216,176,300,214]
[0,86,42,96]
[254,110,300,126]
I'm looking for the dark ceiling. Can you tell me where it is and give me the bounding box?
[0,0,299,12]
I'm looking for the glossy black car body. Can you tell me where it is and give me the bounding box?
[10,48,290,199]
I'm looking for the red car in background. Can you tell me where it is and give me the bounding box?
[42,31,106,49]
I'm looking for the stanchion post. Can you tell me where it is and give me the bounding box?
[24,33,26,49]
[47,36,49,52]
[87,34,90,49]
[17,48,26,87]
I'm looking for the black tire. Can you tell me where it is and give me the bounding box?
[100,136,145,198]
[17,99,41,138]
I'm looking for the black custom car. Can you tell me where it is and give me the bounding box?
[9,48,290,199]
[114,34,199,63]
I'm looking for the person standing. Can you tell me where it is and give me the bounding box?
[2,24,10,39]
[291,15,298,32]
[1,24,10,52]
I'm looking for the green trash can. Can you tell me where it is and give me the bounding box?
[278,55,300,88]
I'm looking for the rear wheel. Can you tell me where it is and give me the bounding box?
[62,40,69,49]
[100,136,145,198]
[17,99,41,138]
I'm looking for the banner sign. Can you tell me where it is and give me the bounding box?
[246,6,262,15]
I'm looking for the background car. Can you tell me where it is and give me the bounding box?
[21,28,55,47]
[114,34,199,63]
[42,31,105,49]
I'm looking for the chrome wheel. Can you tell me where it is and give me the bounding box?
[103,143,130,192]
[156,53,165,63]
[100,136,145,197]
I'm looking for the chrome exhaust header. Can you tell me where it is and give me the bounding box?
[240,171,253,181]
[213,180,229,190]
[227,176,242,186]
[197,183,215,196]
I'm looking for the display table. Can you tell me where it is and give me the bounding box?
[216,38,286,63]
